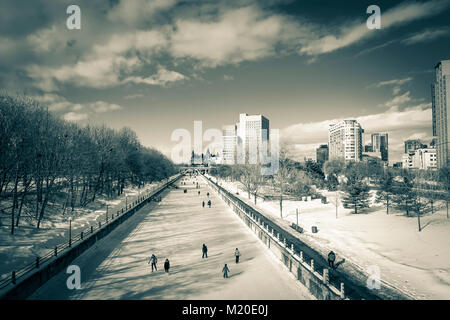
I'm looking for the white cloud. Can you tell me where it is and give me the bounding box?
[300,0,450,56]
[401,27,450,45]
[384,91,412,108]
[223,75,234,81]
[87,101,122,113]
[375,77,413,88]
[170,6,301,67]
[124,67,187,86]
[63,112,88,122]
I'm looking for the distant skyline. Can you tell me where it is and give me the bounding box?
[1,0,450,163]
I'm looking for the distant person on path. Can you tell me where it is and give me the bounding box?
[198,191,200,196]
[222,264,230,278]
[234,248,241,264]
[148,254,158,272]
[164,259,170,274]
[202,201,205,208]
[208,200,211,208]
[207,192,210,197]
[202,244,208,258]
[328,251,336,269]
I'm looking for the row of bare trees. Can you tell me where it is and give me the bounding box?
[0,94,176,234]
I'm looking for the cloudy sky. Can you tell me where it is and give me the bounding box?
[1,0,449,163]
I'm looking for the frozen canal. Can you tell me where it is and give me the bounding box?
[29,177,313,300]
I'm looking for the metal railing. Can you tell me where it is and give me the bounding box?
[0,174,182,291]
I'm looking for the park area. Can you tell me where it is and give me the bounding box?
[216,177,450,300]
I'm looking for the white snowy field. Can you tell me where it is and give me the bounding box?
[28,177,313,300]
[0,182,161,281]
[214,177,450,300]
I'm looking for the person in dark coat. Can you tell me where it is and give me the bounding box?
[328,251,336,269]
[222,264,230,278]
[198,191,200,196]
[202,201,205,208]
[148,253,158,272]
[164,259,170,274]
[202,244,208,258]
[207,192,210,197]
[207,200,211,208]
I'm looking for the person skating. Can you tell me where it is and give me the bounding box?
[207,192,210,197]
[202,201,205,208]
[222,264,230,278]
[202,244,208,258]
[164,258,170,274]
[208,200,211,208]
[234,248,241,264]
[328,251,336,269]
[148,253,158,272]
[198,191,200,196]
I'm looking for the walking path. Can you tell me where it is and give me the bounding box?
[29,176,313,300]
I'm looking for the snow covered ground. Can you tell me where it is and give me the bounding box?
[214,177,450,300]
[0,182,162,281]
[28,177,313,300]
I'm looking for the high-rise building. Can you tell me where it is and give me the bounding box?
[316,144,329,164]
[221,113,270,164]
[432,60,450,168]
[371,133,389,162]
[404,139,426,154]
[237,113,270,163]
[222,125,237,165]
[431,83,437,137]
[328,120,364,162]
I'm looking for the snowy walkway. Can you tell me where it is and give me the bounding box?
[28,177,313,300]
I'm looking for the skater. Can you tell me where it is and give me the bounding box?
[164,258,170,274]
[222,264,230,278]
[202,244,208,258]
[148,253,158,272]
[234,248,241,264]
[208,200,211,208]
[328,251,336,269]
[198,191,200,196]
[207,192,210,197]
[202,201,205,208]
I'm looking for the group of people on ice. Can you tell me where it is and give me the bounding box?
[201,244,240,278]
[148,246,241,278]
[148,254,171,274]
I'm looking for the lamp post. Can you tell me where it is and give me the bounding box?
[69,217,72,247]
[106,204,109,223]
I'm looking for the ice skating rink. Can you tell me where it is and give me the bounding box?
[29,177,313,300]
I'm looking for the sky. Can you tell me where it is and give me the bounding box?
[1,0,449,163]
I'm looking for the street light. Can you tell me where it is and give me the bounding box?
[69,217,72,247]
[106,204,109,223]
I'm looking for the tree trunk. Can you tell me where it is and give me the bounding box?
[417,210,421,232]
[11,176,18,235]
[446,200,448,219]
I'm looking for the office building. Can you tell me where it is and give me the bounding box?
[371,133,389,162]
[222,125,237,165]
[316,144,329,164]
[237,113,270,163]
[328,120,364,162]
